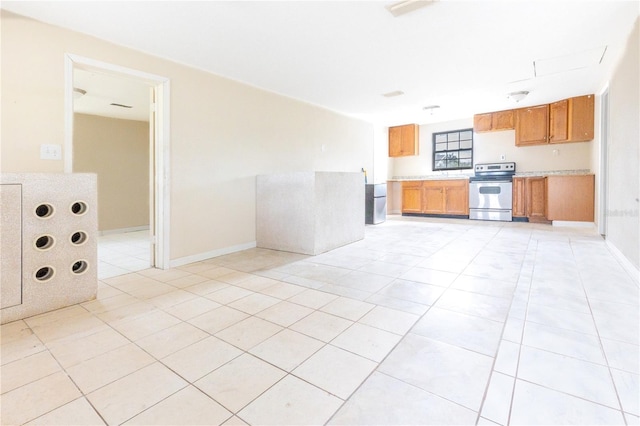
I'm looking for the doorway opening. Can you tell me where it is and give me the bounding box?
[64,54,171,276]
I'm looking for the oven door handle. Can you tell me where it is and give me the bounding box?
[470,179,513,184]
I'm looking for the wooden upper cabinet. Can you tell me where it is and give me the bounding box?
[476,94,594,147]
[473,113,493,132]
[550,95,594,143]
[473,110,514,132]
[389,124,419,157]
[389,126,402,157]
[492,110,515,131]
[515,104,549,146]
[569,94,594,142]
[549,99,569,142]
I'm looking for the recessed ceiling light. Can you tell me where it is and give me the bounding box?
[382,90,405,98]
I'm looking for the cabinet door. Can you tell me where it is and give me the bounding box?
[401,124,418,156]
[444,181,468,215]
[547,175,594,221]
[492,110,515,130]
[423,183,445,214]
[401,182,423,213]
[549,99,569,143]
[389,126,402,157]
[389,124,418,157]
[568,94,594,142]
[526,177,547,221]
[473,113,492,132]
[516,105,549,146]
[512,177,526,217]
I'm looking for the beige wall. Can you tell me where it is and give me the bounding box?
[606,17,639,270]
[389,118,593,178]
[1,11,374,262]
[73,113,149,232]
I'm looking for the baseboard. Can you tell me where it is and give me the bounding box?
[402,213,469,219]
[605,240,640,286]
[99,226,150,236]
[170,241,257,268]
[552,221,596,228]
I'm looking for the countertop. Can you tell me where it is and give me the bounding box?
[514,169,593,177]
[389,174,472,181]
[390,169,593,181]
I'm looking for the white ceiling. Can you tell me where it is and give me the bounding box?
[73,68,151,121]
[3,1,639,125]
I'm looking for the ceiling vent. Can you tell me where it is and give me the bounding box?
[386,0,436,17]
[382,90,405,98]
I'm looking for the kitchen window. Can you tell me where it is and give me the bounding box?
[433,128,473,171]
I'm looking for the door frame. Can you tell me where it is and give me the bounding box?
[64,54,171,269]
[598,86,609,237]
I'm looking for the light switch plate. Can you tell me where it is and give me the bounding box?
[40,144,62,160]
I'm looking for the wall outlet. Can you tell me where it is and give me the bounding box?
[500,154,506,160]
[552,149,559,156]
[40,144,62,160]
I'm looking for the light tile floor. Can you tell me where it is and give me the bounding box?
[2,216,639,425]
[98,230,151,280]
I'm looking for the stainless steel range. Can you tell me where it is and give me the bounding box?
[469,162,516,221]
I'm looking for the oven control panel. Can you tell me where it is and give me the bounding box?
[474,162,516,173]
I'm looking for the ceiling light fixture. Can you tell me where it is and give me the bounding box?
[386,0,436,17]
[507,91,529,102]
[73,88,86,99]
[423,105,440,114]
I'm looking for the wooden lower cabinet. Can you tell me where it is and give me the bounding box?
[547,175,594,221]
[402,180,468,216]
[512,176,548,222]
[514,175,594,223]
[512,177,526,217]
[401,181,423,213]
[422,182,445,214]
[526,177,548,222]
[443,180,469,215]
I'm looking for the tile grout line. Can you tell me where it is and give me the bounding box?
[570,237,631,424]
[473,223,531,426]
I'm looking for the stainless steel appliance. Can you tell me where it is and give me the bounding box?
[469,162,516,221]
[365,183,386,224]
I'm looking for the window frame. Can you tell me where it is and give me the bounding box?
[432,128,474,171]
